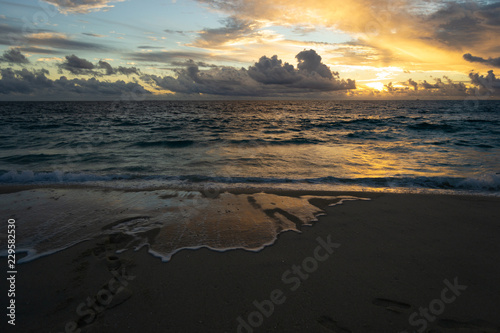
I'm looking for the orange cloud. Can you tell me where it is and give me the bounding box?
[196,0,500,73]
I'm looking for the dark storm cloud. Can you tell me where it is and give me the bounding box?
[247,50,353,91]
[469,70,500,92]
[408,78,418,91]
[247,55,298,84]
[0,67,150,99]
[97,60,141,76]
[421,80,440,89]
[57,55,141,76]
[0,48,29,64]
[463,53,500,68]
[0,68,50,94]
[403,77,468,94]
[473,1,500,26]
[296,49,334,79]
[97,60,113,75]
[439,77,468,95]
[170,60,219,68]
[141,50,355,97]
[426,1,500,50]
[384,82,395,92]
[142,65,257,96]
[382,77,469,98]
[58,54,95,75]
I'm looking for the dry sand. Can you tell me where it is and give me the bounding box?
[2,191,500,333]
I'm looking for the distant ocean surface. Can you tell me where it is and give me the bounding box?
[1,100,499,195]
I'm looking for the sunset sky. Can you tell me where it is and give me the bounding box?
[0,0,499,100]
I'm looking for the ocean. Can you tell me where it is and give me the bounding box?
[1,100,499,262]
[1,100,499,193]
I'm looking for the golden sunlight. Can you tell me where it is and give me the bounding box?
[365,82,386,91]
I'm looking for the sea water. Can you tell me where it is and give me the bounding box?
[1,100,498,193]
[1,100,499,262]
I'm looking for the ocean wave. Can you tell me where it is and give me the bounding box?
[228,138,327,145]
[131,140,195,148]
[1,170,499,193]
[0,153,65,164]
[0,170,131,183]
[408,122,456,132]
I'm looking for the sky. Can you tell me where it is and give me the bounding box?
[0,0,499,100]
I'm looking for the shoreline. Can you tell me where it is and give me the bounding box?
[1,190,500,332]
[1,182,499,197]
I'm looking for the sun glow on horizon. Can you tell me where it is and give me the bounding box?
[365,82,386,91]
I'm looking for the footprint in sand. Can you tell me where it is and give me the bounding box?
[106,255,121,270]
[372,298,411,313]
[318,316,352,333]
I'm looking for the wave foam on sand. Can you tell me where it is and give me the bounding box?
[0,188,369,263]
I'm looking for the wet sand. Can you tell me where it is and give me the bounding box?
[2,191,500,333]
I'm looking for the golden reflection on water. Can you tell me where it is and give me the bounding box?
[206,143,466,180]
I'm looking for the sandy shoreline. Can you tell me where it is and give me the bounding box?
[2,191,500,332]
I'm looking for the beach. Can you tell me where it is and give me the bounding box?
[2,189,500,333]
[2,0,500,331]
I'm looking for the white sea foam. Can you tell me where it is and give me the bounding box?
[0,188,368,263]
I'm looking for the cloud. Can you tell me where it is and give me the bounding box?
[0,48,29,64]
[82,33,106,38]
[42,0,125,14]
[463,53,500,68]
[24,32,110,51]
[469,70,500,96]
[127,51,224,64]
[296,49,333,79]
[170,60,219,68]
[137,45,164,49]
[0,68,51,95]
[191,16,272,49]
[57,55,142,76]
[384,82,395,92]
[195,0,500,71]
[141,49,355,96]
[97,60,141,76]
[428,1,500,51]
[17,46,59,54]
[164,29,188,35]
[0,67,150,99]
[97,60,113,74]
[407,78,418,91]
[364,76,471,98]
[421,80,440,89]
[247,55,298,84]
[58,54,95,74]
[247,50,353,91]
[0,25,110,52]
